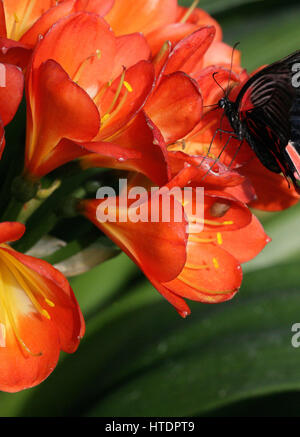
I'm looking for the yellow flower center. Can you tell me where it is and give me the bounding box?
[0,245,55,356]
[6,0,53,40]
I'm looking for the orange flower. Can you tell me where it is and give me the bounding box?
[0,61,24,157]
[0,221,84,392]
[105,0,179,39]
[24,12,164,181]
[106,0,225,59]
[0,0,114,68]
[79,168,269,317]
[81,27,207,183]
[142,23,242,149]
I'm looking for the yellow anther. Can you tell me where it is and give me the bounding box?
[189,236,215,243]
[213,258,219,269]
[101,113,110,123]
[124,81,133,92]
[217,232,223,245]
[96,49,101,59]
[185,263,209,270]
[178,274,230,295]
[45,298,55,308]
[13,13,20,23]
[41,309,51,320]
[191,218,234,227]
[104,68,127,116]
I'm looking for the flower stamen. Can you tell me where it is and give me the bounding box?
[72,50,101,84]
[180,0,200,24]
[101,68,133,125]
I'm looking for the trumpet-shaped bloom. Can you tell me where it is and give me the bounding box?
[106,0,224,58]
[79,168,269,317]
[0,222,84,392]
[0,0,114,68]
[143,25,240,148]
[24,12,164,181]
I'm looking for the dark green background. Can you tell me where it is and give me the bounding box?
[1,0,300,417]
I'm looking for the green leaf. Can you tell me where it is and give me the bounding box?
[8,256,300,417]
[180,0,300,70]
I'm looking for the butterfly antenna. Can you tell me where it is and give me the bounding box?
[212,72,226,95]
[225,42,240,97]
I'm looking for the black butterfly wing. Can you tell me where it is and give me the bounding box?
[235,50,300,180]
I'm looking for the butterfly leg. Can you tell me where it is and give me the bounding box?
[200,135,235,180]
[199,127,238,166]
[227,139,245,169]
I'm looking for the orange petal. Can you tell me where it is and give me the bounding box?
[26,59,100,178]
[195,65,240,108]
[106,0,178,35]
[163,242,242,301]
[21,0,115,47]
[111,33,151,78]
[0,63,24,126]
[74,0,114,15]
[3,0,57,40]
[96,60,155,140]
[205,214,271,264]
[7,249,85,350]
[202,191,252,231]
[153,40,172,80]
[240,156,300,211]
[20,0,76,46]
[223,177,257,204]
[31,12,117,93]
[80,196,188,283]
[164,26,216,76]
[168,151,246,188]
[0,37,32,68]
[203,41,241,70]
[176,6,222,42]
[81,112,170,186]
[54,137,141,177]
[145,71,202,144]
[0,247,84,392]
[0,1,6,38]
[0,222,25,244]
[0,313,60,392]
[147,22,198,56]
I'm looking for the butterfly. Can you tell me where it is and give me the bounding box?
[215,49,300,192]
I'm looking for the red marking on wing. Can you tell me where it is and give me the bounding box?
[286,142,300,180]
[239,86,255,113]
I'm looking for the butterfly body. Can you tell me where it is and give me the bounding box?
[218,50,300,191]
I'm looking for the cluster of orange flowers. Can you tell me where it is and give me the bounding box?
[0,0,298,392]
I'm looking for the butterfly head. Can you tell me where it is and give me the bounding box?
[218,97,227,109]
[218,96,234,112]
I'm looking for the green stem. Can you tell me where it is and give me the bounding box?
[12,168,102,253]
[1,197,24,222]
